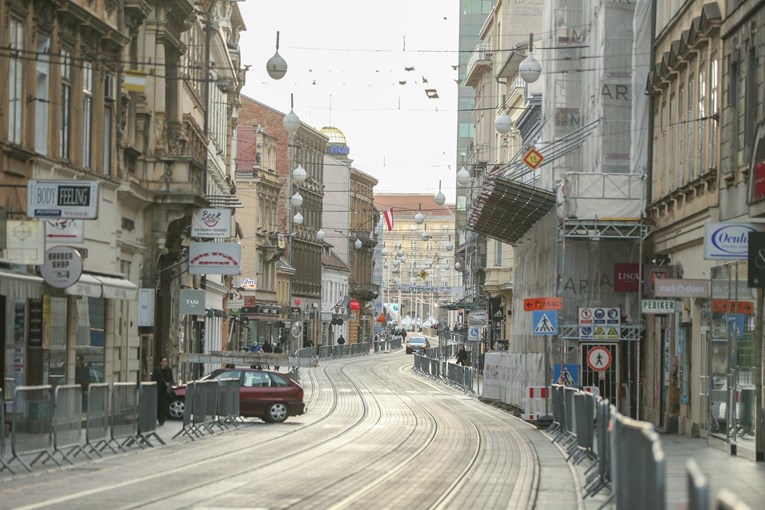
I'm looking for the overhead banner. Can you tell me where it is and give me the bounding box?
[191,208,232,238]
[188,242,241,275]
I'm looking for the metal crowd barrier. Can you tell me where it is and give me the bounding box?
[130,382,164,448]
[0,388,13,475]
[687,459,709,510]
[583,397,611,498]
[173,379,240,441]
[108,383,139,452]
[412,348,473,393]
[9,386,57,472]
[51,385,89,463]
[609,412,665,510]
[85,383,114,456]
[546,389,752,509]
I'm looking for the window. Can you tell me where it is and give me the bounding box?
[103,74,114,175]
[494,241,502,266]
[35,34,51,155]
[678,83,684,186]
[8,19,24,144]
[82,62,94,168]
[745,47,757,155]
[61,50,72,160]
[75,297,106,375]
[709,51,718,170]
[687,70,695,179]
[698,58,706,172]
[728,56,739,163]
[661,100,667,195]
[669,91,676,189]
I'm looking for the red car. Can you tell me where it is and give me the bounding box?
[170,368,306,423]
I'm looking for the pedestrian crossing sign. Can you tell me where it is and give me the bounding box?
[532,310,558,336]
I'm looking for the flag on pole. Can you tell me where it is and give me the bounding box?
[382,208,394,231]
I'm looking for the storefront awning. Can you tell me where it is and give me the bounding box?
[468,176,555,245]
[96,275,138,300]
[65,274,102,298]
[0,269,43,299]
[65,273,138,299]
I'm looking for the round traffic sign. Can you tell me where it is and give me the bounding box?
[586,346,612,372]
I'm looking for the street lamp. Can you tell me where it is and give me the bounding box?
[354,238,363,250]
[456,165,470,186]
[414,203,424,225]
[434,181,446,206]
[518,33,542,84]
[316,228,325,242]
[266,31,288,80]
[495,111,512,135]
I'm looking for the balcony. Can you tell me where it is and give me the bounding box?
[350,282,380,302]
[465,44,493,87]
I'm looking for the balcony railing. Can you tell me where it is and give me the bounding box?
[465,44,493,87]
[350,282,380,301]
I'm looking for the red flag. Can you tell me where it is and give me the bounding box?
[382,208,394,231]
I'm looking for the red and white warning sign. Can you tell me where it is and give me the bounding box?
[586,346,612,372]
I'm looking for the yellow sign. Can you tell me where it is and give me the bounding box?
[523,148,544,170]
[376,313,387,323]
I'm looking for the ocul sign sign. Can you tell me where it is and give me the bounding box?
[704,222,760,260]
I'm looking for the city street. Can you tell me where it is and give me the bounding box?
[0,350,579,510]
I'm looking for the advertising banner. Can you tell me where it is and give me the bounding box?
[188,242,241,275]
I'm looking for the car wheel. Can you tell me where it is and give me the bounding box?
[168,398,185,420]
[265,402,289,423]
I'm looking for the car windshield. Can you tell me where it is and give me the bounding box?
[409,338,427,345]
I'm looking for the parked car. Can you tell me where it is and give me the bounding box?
[405,336,430,354]
[169,368,306,423]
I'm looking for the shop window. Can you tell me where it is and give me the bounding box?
[76,297,105,372]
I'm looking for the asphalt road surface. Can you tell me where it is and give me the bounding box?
[0,350,580,509]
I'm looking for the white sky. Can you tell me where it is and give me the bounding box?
[237,0,460,202]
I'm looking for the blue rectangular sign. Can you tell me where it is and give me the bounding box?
[532,310,558,335]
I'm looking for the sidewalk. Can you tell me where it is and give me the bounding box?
[563,431,765,509]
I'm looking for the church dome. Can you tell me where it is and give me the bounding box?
[321,126,347,145]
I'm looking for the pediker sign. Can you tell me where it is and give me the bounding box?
[704,222,759,260]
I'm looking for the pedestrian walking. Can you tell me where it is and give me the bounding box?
[337,335,345,345]
[75,354,91,410]
[456,345,469,367]
[151,356,175,425]
[273,342,283,370]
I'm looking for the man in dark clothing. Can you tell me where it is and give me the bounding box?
[456,346,469,367]
[273,342,283,370]
[151,356,175,425]
[75,355,90,410]
[262,340,274,353]
[337,335,345,345]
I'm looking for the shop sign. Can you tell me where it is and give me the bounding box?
[5,220,45,264]
[641,299,676,314]
[45,219,84,243]
[226,299,244,309]
[188,242,241,275]
[191,208,232,238]
[712,299,753,315]
[138,289,155,327]
[350,299,361,311]
[27,180,98,219]
[179,289,205,315]
[653,278,710,298]
[614,263,640,292]
[523,297,562,311]
[704,222,759,260]
[40,246,83,288]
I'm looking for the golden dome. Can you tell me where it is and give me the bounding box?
[320,126,347,145]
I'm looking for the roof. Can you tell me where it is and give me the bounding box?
[322,249,350,271]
